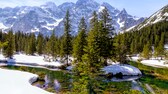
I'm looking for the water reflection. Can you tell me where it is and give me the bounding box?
[131,80,144,93]
[54,79,61,92]
[34,75,61,92]
[110,76,141,82]
[43,75,50,89]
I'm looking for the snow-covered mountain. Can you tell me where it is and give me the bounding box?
[133,4,168,31]
[0,0,145,36]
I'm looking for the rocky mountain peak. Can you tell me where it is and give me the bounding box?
[120,8,128,15]
[101,2,115,10]
[76,0,94,4]
[0,1,145,36]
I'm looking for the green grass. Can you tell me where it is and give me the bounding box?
[103,81,132,94]
[129,61,168,93]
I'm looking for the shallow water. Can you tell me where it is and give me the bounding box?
[2,65,168,94]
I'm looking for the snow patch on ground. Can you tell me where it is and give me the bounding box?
[0,68,52,94]
[164,44,168,50]
[0,54,6,60]
[11,54,63,67]
[102,64,142,75]
[0,54,63,68]
[130,55,168,68]
[141,60,168,68]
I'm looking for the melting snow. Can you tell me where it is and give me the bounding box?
[0,54,63,68]
[130,54,168,68]
[141,60,168,68]
[0,68,53,94]
[103,64,142,75]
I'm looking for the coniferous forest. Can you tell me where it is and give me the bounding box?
[0,7,168,94]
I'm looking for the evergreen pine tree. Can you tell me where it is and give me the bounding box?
[74,12,103,94]
[73,17,87,62]
[90,11,98,29]
[60,10,72,65]
[99,6,114,36]
[99,7,114,65]
[28,33,36,55]
[37,33,44,55]
[114,34,127,63]
[81,26,102,94]
[49,31,57,57]
[141,42,152,59]
[154,32,165,59]
[130,41,135,54]
[3,30,15,58]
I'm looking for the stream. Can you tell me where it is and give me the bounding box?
[1,65,168,93]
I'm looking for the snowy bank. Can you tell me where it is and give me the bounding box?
[141,60,168,68]
[103,64,142,76]
[0,54,65,69]
[130,56,168,68]
[12,54,63,67]
[0,68,52,94]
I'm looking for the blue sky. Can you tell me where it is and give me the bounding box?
[0,0,167,17]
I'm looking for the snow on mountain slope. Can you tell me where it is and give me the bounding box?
[0,23,8,30]
[0,0,145,36]
[136,4,168,30]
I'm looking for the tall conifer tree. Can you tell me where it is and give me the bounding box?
[73,17,87,62]
[28,33,36,55]
[3,30,15,58]
[60,10,72,65]
[37,33,44,55]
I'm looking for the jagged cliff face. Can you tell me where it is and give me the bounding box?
[0,0,145,36]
